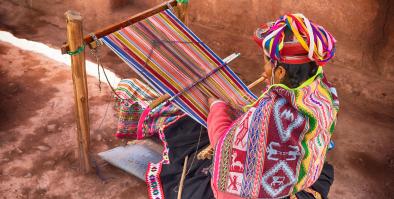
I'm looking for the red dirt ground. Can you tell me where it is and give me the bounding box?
[0,42,148,198]
[0,0,393,199]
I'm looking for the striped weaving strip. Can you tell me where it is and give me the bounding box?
[113,79,160,138]
[102,9,257,126]
[115,78,160,108]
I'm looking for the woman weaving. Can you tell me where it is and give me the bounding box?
[206,14,339,199]
[111,13,338,199]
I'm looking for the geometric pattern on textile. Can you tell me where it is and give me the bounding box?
[212,71,339,198]
[293,75,339,192]
[139,102,186,163]
[273,98,304,142]
[102,9,257,127]
[261,160,296,198]
[139,102,185,140]
[146,162,164,199]
[240,101,266,197]
[114,78,159,108]
[113,78,159,139]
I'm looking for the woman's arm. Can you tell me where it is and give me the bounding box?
[207,98,234,146]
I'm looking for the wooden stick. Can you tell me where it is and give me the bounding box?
[148,94,170,109]
[65,10,91,173]
[175,1,189,26]
[149,53,241,109]
[247,76,266,89]
[149,76,266,109]
[177,155,188,199]
[61,0,177,54]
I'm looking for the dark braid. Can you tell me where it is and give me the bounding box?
[277,62,318,88]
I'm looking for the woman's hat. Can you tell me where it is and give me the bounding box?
[253,13,336,66]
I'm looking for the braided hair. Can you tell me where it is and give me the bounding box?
[277,61,318,88]
[275,28,318,88]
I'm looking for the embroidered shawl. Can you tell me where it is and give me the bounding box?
[212,69,339,198]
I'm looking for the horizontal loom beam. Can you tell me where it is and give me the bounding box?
[61,0,177,54]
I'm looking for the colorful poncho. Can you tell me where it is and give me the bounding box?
[211,68,339,198]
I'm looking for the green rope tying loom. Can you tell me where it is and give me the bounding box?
[67,44,85,56]
[176,0,189,3]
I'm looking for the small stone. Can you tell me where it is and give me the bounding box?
[24,173,32,178]
[46,124,56,132]
[43,160,55,167]
[36,145,50,151]
[8,83,19,94]
[15,147,23,154]
[62,151,71,158]
[96,134,102,141]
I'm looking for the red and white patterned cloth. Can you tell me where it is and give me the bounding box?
[208,71,339,198]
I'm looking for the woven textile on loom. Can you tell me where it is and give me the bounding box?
[102,9,257,126]
[114,79,184,139]
[114,78,158,139]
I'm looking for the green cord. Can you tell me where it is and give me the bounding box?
[243,67,324,111]
[176,0,189,3]
[67,44,85,56]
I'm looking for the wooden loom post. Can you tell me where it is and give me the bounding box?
[175,0,189,26]
[65,10,92,173]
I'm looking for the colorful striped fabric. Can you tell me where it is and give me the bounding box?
[102,9,256,126]
[113,78,160,138]
[114,78,185,142]
[114,78,160,108]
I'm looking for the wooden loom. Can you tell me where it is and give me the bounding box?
[63,0,265,174]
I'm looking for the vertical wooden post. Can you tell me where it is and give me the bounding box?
[176,0,189,25]
[65,10,91,173]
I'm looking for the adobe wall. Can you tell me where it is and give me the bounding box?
[183,0,394,80]
[3,0,393,81]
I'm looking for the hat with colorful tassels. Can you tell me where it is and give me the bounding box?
[253,13,336,66]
